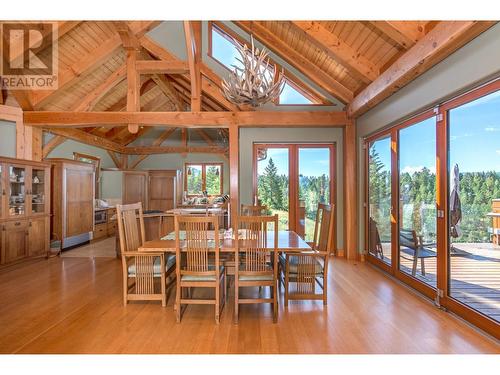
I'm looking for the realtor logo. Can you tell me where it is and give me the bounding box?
[1,22,58,90]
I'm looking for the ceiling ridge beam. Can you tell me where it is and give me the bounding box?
[291,21,379,83]
[233,21,353,104]
[348,21,496,117]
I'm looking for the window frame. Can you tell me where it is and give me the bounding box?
[184,162,224,196]
[208,21,331,106]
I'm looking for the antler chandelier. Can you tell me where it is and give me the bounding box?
[221,36,285,107]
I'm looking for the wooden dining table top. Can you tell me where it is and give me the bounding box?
[138,230,311,253]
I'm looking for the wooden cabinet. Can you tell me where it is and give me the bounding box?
[148,170,180,211]
[123,171,148,207]
[28,216,49,257]
[49,159,95,249]
[3,220,29,264]
[0,157,51,267]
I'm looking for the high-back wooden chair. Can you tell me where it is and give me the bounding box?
[240,204,268,216]
[280,203,334,306]
[117,203,176,307]
[174,215,227,323]
[234,215,279,323]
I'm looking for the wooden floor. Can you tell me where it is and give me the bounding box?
[375,243,500,321]
[0,255,498,354]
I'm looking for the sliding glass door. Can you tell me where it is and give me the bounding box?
[365,78,500,338]
[254,144,335,242]
[367,136,393,266]
[446,88,500,324]
[398,117,437,289]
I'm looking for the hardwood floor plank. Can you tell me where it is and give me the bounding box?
[0,256,498,353]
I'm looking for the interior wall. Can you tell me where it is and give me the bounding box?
[0,120,16,158]
[239,127,344,250]
[356,22,500,253]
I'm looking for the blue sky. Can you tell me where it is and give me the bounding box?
[370,89,500,175]
[257,147,330,177]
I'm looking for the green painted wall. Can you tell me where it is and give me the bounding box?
[239,127,344,250]
[355,23,500,252]
[0,120,16,158]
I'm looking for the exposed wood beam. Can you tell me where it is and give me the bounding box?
[151,74,184,111]
[8,91,34,111]
[42,135,65,159]
[136,60,189,74]
[107,151,122,168]
[130,127,177,169]
[45,127,125,153]
[0,104,23,122]
[140,35,240,111]
[183,21,202,111]
[70,63,127,111]
[370,21,424,50]
[348,21,496,117]
[126,145,227,155]
[291,21,379,83]
[233,21,353,104]
[126,49,140,134]
[25,111,349,128]
[229,123,238,228]
[113,21,142,50]
[31,21,158,110]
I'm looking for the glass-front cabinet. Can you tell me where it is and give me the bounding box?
[0,159,50,218]
[8,164,27,217]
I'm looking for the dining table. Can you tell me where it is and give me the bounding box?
[138,230,312,253]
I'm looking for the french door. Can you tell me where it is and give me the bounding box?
[253,144,335,245]
[365,78,500,338]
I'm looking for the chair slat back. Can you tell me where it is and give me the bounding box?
[241,204,268,216]
[237,215,278,272]
[312,203,335,253]
[175,215,220,273]
[116,203,146,253]
[399,228,418,249]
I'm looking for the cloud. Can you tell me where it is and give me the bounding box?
[315,159,329,166]
[485,127,500,132]
[402,165,436,175]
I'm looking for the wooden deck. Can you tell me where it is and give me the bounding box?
[375,242,500,321]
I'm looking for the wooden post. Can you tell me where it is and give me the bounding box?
[184,21,202,112]
[229,122,239,229]
[344,120,358,260]
[126,49,140,134]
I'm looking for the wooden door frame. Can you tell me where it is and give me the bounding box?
[252,143,336,249]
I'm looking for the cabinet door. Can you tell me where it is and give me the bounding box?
[29,217,49,257]
[123,172,148,207]
[29,166,49,216]
[7,163,27,218]
[66,167,94,237]
[3,220,29,263]
[149,174,175,211]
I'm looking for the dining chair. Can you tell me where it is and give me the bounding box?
[117,203,176,307]
[279,203,334,306]
[240,204,268,216]
[234,215,279,324]
[174,215,227,323]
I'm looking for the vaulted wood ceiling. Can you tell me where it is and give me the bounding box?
[1,20,496,154]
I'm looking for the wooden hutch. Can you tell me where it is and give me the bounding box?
[0,156,51,267]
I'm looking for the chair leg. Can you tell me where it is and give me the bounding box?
[161,274,166,307]
[421,258,426,276]
[322,276,328,306]
[234,281,239,324]
[175,282,181,323]
[412,256,418,276]
[215,282,220,324]
[273,281,278,323]
[284,268,290,307]
[122,276,128,307]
